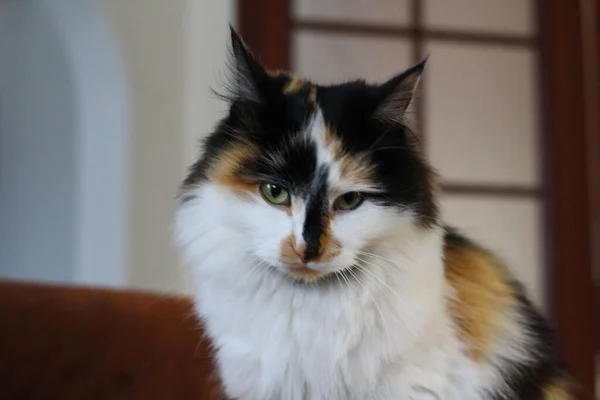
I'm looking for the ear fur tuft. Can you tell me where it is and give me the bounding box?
[374,58,427,125]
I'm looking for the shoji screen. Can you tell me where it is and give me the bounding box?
[291,0,544,306]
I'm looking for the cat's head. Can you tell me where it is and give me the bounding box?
[176,28,438,283]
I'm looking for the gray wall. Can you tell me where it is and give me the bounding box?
[0,1,76,283]
[0,0,234,292]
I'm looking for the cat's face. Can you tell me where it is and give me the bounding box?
[177,29,438,283]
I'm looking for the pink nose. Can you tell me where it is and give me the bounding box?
[292,239,323,263]
[292,242,306,263]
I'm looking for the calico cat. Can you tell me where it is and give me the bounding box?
[175,27,571,400]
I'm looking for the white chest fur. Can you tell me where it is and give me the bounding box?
[192,259,481,400]
[176,187,482,400]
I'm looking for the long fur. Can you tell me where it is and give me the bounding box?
[175,28,570,400]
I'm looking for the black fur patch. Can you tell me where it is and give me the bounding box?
[493,286,567,400]
[181,28,438,227]
[302,166,329,261]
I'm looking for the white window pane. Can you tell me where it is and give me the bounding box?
[425,42,539,186]
[293,32,412,84]
[441,195,544,308]
[425,0,534,35]
[293,0,411,26]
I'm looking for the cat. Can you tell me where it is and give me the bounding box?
[175,27,571,400]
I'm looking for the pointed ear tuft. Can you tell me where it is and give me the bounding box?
[221,25,268,104]
[373,58,427,125]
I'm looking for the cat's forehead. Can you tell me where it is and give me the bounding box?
[182,49,438,227]
[266,73,377,150]
[250,73,378,194]
[270,71,373,125]
[250,120,371,195]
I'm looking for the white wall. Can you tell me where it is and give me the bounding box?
[101,0,236,293]
[0,1,76,283]
[182,1,237,165]
[0,0,235,293]
[0,0,128,287]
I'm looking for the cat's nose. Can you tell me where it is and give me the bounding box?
[291,239,319,264]
[291,240,305,261]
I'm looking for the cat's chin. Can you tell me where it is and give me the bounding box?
[285,264,326,283]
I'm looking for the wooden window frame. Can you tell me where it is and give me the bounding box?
[238,1,600,396]
[541,0,599,396]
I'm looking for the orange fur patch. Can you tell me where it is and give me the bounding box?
[322,125,376,189]
[445,245,516,362]
[318,210,341,262]
[283,75,306,95]
[286,265,324,282]
[279,233,306,266]
[279,234,323,281]
[542,377,572,400]
[319,235,342,263]
[324,125,344,161]
[206,144,258,197]
[340,154,375,185]
[279,223,342,281]
[267,69,285,77]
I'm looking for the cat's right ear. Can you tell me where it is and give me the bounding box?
[373,59,426,125]
[223,26,269,104]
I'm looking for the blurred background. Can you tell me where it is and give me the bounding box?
[0,0,598,397]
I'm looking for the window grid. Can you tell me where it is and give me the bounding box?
[290,0,539,199]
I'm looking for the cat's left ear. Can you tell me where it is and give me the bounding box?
[373,58,427,124]
[224,25,269,104]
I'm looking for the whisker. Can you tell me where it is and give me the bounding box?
[346,267,391,340]
[360,243,422,265]
[353,257,412,311]
[334,271,344,289]
[357,251,397,266]
[361,145,413,157]
[338,270,357,303]
[357,250,413,269]
[353,263,416,335]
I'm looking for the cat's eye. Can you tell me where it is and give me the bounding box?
[260,182,291,206]
[333,192,364,211]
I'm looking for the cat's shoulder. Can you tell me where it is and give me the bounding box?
[442,226,512,293]
[442,225,524,360]
[442,226,572,399]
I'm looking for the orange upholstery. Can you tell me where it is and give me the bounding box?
[0,280,223,399]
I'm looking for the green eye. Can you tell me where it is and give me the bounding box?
[334,192,364,211]
[260,182,290,206]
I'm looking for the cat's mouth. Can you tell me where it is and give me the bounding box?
[285,264,326,282]
[276,262,361,286]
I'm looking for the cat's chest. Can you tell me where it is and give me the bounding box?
[213,312,390,400]
[211,317,474,400]
[198,281,400,399]
[217,318,358,398]
[194,272,477,400]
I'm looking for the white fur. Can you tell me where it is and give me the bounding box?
[174,115,532,399]
[177,184,474,400]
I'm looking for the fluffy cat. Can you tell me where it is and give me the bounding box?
[175,28,570,400]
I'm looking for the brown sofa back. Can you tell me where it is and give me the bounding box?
[0,280,221,399]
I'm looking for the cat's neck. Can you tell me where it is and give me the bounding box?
[190,222,447,345]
